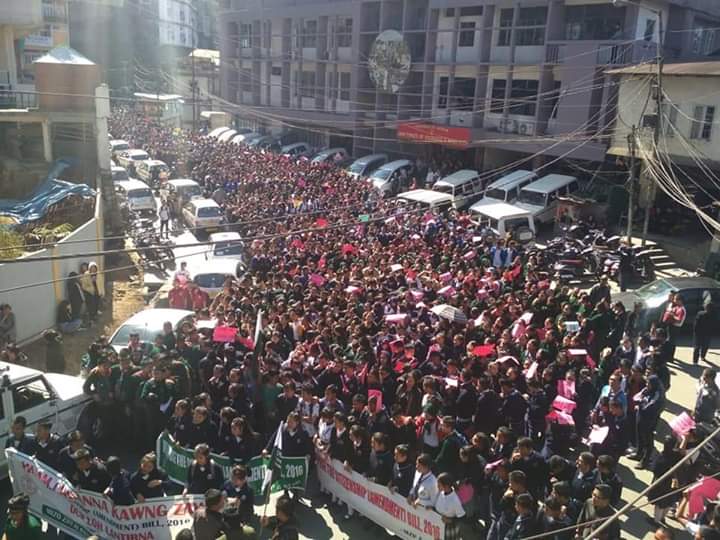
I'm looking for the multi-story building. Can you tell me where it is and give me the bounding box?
[158,0,197,51]
[218,0,720,170]
[0,0,44,97]
[18,0,70,87]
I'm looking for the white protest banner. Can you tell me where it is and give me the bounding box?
[6,449,203,540]
[315,450,445,540]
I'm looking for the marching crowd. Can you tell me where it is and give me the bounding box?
[3,109,720,540]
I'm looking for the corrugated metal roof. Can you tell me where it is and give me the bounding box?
[607,61,720,76]
[34,46,95,66]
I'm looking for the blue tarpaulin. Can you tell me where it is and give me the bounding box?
[0,159,96,225]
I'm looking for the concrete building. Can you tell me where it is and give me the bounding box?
[218,0,720,170]
[18,0,70,88]
[158,0,196,51]
[0,0,44,98]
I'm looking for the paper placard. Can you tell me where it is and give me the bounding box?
[213,326,237,343]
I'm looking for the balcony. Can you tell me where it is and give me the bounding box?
[42,3,67,22]
[544,40,658,67]
[0,0,43,27]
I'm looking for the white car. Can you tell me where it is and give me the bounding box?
[109,308,195,353]
[189,260,244,296]
[114,178,157,216]
[182,198,225,232]
[206,232,245,263]
[117,149,150,171]
[135,159,169,187]
[0,362,92,477]
[469,201,536,244]
[111,165,129,182]
[109,139,130,157]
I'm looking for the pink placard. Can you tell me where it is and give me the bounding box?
[546,409,575,426]
[552,395,577,413]
[385,313,408,324]
[309,273,326,286]
[368,389,383,411]
[439,272,452,283]
[237,337,255,350]
[438,285,455,296]
[213,326,237,343]
[588,425,610,445]
[410,290,424,301]
[557,379,576,399]
[512,321,526,339]
[520,312,534,325]
[485,458,504,473]
[463,250,476,261]
[345,285,361,294]
[669,412,696,438]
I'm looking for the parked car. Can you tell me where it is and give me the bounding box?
[613,277,720,332]
[207,126,232,138]
[515,174,580,224]
[475,170,537,207]
[312,148,350,166]
[109,308,195,353]
[114,178,157,216]
[395,189,453,210]
[432,169,486,210]
[281,142,313,159]
[369,160,414,197]
[346,154,388,179]
[161,178,204,216]
[116,149,150,173]
[469,201,536,244]
[135,159,169,187]
[189,260,244,296]
[111,165,129,182]
[0,361,92,477]
[206,232,246,263]
[182,198,225,232]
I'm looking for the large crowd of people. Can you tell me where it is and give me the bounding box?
[3,109,719,540]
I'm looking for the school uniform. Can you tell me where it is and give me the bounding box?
[435,489,465,540]
[186,460,224,495]
[390,461,414,497]
[409,470,437,509]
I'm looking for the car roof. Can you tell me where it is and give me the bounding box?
[469,201,532,220]
[218,129,238,142]
[376,159,412,171]
[110,139,129,145]
[522,174,577,193]
[111,166,126,172]
[210,232,241,242]
[352,153,388,165]
[435,169,480,187]
[487,170,536,189]
[208,127,231,138]
[117,308,194,327]
[189,259,241,275]
[664,276,720,289]
[316,147,346,156]
[167,178,199,187]
[398,189,452,204]
[282,142,309,151]
[125,149,149,156]
[143,159,166,166]
[114,179,151,190]
[189,198,220,208]
[0,361,44,384]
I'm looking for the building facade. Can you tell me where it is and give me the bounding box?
[158,0,196,50]
[218,0,720,170]
[18,0,70,87]
[0,0,44,98]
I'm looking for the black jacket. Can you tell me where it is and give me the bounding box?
[390,462,414,497]
[130,467,170,499]
[186,460,225,494]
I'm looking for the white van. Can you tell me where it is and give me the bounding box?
[469,202,536,244]
[516,174,580,224]
[396,189,453,210]
[281,142,313,159]
[114,179,157,216]
[109,139,130,157]
[161,178,203,216]
[432,169,485,210]
[369,159,413,197]
[479,170,538,207]
[346,154,388,179]
[136,159,169,187]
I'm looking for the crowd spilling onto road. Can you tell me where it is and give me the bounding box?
[3,109,720,540]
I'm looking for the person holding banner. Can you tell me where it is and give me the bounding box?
[130,452,171,502]
[2,494,42,540]
[434,472,466,540]
[408,453,438,509]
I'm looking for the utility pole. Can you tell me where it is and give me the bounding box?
[626,125,637,243]
[641,8,663,247]
[191,27,198,132]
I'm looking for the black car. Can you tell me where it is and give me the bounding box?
[613,276,720,332]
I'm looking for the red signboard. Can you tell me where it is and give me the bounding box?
[396,122,471,148]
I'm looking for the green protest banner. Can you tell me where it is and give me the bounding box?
[155,431,308,496]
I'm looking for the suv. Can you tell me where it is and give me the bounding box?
[0,362,92,477]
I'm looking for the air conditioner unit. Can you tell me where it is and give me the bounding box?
[499,118,518,133]
[518,121,535,136]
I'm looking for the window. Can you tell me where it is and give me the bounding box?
[12,378,53,414]
[661,103,678,137]
[239,23,252,48]
[516,7,546,46]
[644,19,656,42]
[240,69,252,92]
[691,105,715,140]
[546,81,562,119]
[300,20,317,48]
[458,21,476,47]
[299,71,316,98]
[497,8,513,46]
[460,6,483,17]
[490,79,506,113]
[509,79,539,116]
[445,8,455,17]
[691,21,719,55]
[438,77,476,110]
[271,66,282,77]
[339,72,351,101]
[336,18,352,47]
[564,5,625,41]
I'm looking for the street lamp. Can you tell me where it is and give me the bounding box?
[612,0,664,246]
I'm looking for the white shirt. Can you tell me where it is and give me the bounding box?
[410,471,437,508]
[296,399,320,437]
[435,490,466,518]
[317,420,333,445]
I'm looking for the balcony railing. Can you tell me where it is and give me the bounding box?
[0,90,39,110]
[42,3,67,21]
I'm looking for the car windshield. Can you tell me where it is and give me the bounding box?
[372,168,392,181]
[111,322,158,346]
[179,185,202,198]
[128,188,153,198]
[113,143,129,151]
[348,162,367,174]
[635,279,673,298]
[313,153,329,162]
[485,188,507,201]
[518,190,546,206]
[195,273,231,288]
[132,153,149,161]
[198,206,223,217]
[214,242,243,257]
[433,184,453,194]
[112,170,129,181]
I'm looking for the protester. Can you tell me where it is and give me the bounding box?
[3,494,42,540]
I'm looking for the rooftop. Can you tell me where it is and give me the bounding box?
[607,61,720,77]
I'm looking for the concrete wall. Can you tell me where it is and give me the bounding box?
[0,194,103,344]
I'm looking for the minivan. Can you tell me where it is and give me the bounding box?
[161,178,203,216]
[516,174,580,224]
[312,148,350,165]
[469,201,536,244]
[281,142,313,159]
[114,179,156,216]
[479,170,538,207]
[346,154,388,179]
[136,159,169,187]
[431,169,486,210]
[369,160,413,197]
[109,139,130,158]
